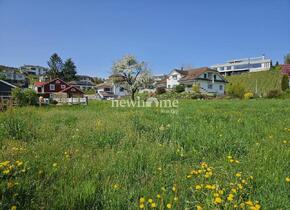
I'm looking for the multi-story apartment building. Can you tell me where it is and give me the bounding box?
[0,65,26,81]
[211,56,272,76]
[20,65,48,76]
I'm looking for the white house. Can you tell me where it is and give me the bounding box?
[20,65,48,76]
[166,67,227,95]
[211,56,272,76]
[96,81,127,99]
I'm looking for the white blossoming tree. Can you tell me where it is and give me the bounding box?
[112,55,151,101]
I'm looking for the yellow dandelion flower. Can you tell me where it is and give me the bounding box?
[151,202,157,208]
[174,197,178,201]
[245,200,254,206]
[238,184,243,189]
[3,169,10,175]
[229,159,235,163]
[15,160,23,167]
[286,177,290,182]
[195,185,202,190]
[158,167,162,171]
[172,186,176,192]
[148,198,153,203]
[227,155,232,159]
[227,194,234,201]
[235,160,240,163]
[113,184,118,189]
[139,197,145,203]
[235,172,242,177]
[139,203,145,209]
[187,175,192,179]
[10,205,17,210]
[157,194,161,199]
[283,140,287,144]
[52,163,57,167]
[166,203,172,209]
[218,190,224,194]
[213,193,219,197]
[196,205,202,210]
[1,161,10,167]
[231,188,237,193]
[214,197,223,204]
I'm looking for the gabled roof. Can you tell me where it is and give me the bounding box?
[96,82,113,88]
[179,67,227,82]
[34,78,69,87]
[69,80,95,86]
[0,80,17,88]
[60,86,84,94]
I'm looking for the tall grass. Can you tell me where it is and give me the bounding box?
[0,100,289,209]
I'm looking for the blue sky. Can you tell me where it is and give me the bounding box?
[0,0,289,78]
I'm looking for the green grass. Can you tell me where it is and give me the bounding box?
[0,100,290,209]
[226,70,283,95]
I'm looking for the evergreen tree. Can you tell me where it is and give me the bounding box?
[62,58,77,81]
[284,53,290,64]
[47,53,63,79]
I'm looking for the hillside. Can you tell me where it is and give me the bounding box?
[226,70,282,96]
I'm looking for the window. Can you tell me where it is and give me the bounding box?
[226,66,231,70]
[50,84,55,91]
[208,73,213,79]
[219,85,223,90]
[61,85,66,89]
[167,85,171,88]
[219,67,224,71]
[104,88,111,92]
[208,84,213,89]
[120,87,124,92]
[172,75,177,80]
[214,75,217,80]
[203,74,207,79]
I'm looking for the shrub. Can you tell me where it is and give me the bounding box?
[155,87,166,95]
[226,83,246,99]
[12,88,38,106]
[244,92,254,100]
[175,84,185,93]
[192,83,200,93]
[281,74,289,91]
[267,89,281,98]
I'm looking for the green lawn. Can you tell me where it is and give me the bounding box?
[0,100,290,209]
[226,70,282,96]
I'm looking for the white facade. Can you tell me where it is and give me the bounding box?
[20,65,48,76]
[166,70,183,88]
[211,56,271,76]
[96,83,127,99]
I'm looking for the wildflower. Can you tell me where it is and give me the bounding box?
[10,206,17,210]
[227,155,232,159]
[161,187,166,191]
[186,175,192,179]
[174,197,178,201]
[242,179,247,184]
[15,160,23,167]
[139,197,145,203]
[113,184,118,189]
[205,171,213,178]
[172,186,176,192]
[139,203,145,209]
[156,194,161,199]
[195,185,202,190]
[245,200,254,206]
[231,188,237,193]
[190,170,198,175]
[3,169,10,175]
[52,163,57,167]
[283,140,287,144]
[218,190,224,194]
[1,161,10,167]
[151,202,157,208]
[227,194,234,201]
[166,203,172,209]
[213,193,219,197]
[237,184,243,189]
[196,205,202,210]
[235,172,242,177]
[286,177,290,182]
[7,182,15,189]
[251,204,261,210]
[214,197,222,204]
[158,167,162,171]
[148,198,153,203]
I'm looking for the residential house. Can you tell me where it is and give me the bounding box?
[69,80,96,91]
[20,65,48,76]
[34,78,84,98]
[166,67,227,95]
[0,80,16,97]
[211,56,272,76]
[0,65,26,82]
[96,80,126,99]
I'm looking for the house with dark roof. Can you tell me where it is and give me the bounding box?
[34,78,84,98]
[96,80,127,99]
[166,67,227,95]
[68,80,96,91]
[0,80,16,97]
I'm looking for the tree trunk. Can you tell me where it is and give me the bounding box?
[131,91,135,101]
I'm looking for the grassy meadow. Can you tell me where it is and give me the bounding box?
[226,70,282,95]
[0,99,290,209]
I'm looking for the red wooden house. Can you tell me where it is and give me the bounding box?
[34,78,84,98]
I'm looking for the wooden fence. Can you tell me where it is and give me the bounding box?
[0,96,15,111]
